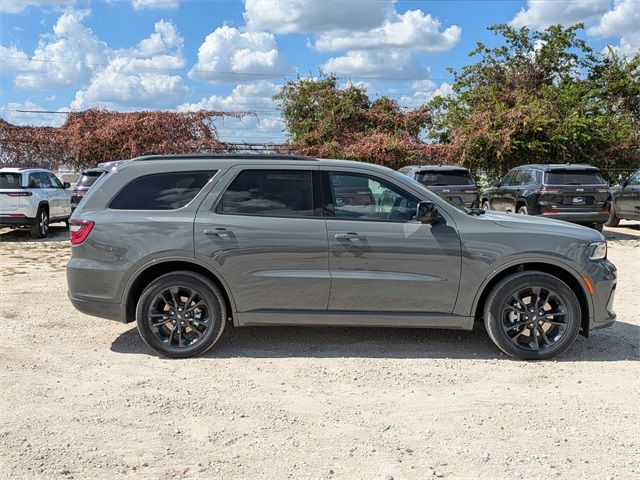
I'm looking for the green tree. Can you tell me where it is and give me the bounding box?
[428,24,640,179]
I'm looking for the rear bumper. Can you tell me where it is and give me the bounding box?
[68,292,125,322]
[538,211,609,224]
[0,215,36,226]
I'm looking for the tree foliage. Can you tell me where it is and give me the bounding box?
[275,75,445,169]
[428,24,640,178]
[0,109,243,169]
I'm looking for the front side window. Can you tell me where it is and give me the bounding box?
[110,171,214,210]
[328,172,419,222]
[628,171,640,186]
[216,169,315,218]
[47,173,63,188]
[501,170,516,186]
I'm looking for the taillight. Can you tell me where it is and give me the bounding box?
[69,220,94,245]
[596,188,609,193]
[534,188,562,194]
[542,209,560,215]
[4,191,32,197]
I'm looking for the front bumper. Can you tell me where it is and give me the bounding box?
[0,215,36,226]
[583,259,617,332]
[538,210,609,225]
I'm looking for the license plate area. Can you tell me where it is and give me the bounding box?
[572,197,585,205]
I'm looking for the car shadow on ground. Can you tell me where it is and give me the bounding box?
[111,320,639,362]
[0,225,68,243]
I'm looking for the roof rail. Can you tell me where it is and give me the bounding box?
[132,153,317,162]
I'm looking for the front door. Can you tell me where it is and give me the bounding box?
[619,171,640,218]
[322,169,461,314]
[194,166,330,314]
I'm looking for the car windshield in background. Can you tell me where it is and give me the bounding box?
[0,172,22,189]
[545,170,605,185]
[76,173,102,189]
[416,171,474,186]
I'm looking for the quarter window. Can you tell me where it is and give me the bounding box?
[110,171,214,210]
[216,169,315,218]
[327,172,419,222]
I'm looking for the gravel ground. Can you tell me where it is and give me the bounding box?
[0,221,638,480]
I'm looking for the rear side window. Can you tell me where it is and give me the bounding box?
[545,170,605,185]
[216,169,315,218]
[110,171,214,210]
[76,173,102,188]
[415,170,474,186]
[0,172,22,189]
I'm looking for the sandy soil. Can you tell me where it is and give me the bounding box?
[0,221,638,480]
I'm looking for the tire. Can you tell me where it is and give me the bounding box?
[29,206,49,239]
[605,205,620,227]
[592,223,604,232]
[517,205,528,215]
[483,271,581,360]
[482,200,491,211]
[136,271,227,358]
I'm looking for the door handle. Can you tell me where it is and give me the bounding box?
[203,227,232,237]
[335,232,364,241]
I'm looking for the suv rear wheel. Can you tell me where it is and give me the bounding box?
[517,205,528,215]
[136,271,227,358]
[484,271,581,360]
[29,206,49,239]
[605,205,620,227]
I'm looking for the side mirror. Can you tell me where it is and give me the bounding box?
[63,181,71,189]
[416,201,441,224]
[621,180,629,188]
[492,179,502,188]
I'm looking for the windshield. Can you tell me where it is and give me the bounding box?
[76,172,103,189]
[545,170,606,185]
[0,172,22,189]
[416,170,474,186]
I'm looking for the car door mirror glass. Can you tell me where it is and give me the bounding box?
[63,181,71,189]
[416,201,441,224]
[492,179,501,188]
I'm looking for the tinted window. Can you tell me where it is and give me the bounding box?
[628,171,640,186]
[0,172,22,189]
[110,171,214,210]
[511,170,525,186]
[47,173,63,188]
[217,170,314,218]
[328,172,419,222]
[545,170,605,185]
[502,170,516,186]
[415,170,474,186]
[76,173,102,189]
[28,173,45,188]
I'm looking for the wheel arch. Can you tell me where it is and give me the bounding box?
[473,261,592,337]
[123,259,235,325]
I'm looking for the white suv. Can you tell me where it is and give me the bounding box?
[0,168,72,238]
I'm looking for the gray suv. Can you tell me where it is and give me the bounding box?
[67,154,617,360]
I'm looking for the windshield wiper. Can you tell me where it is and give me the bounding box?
[467,208,486,216]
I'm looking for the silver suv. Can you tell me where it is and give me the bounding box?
[0,168,72,238]
[67,154,617,360]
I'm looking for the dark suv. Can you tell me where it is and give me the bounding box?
[398,165,480,208]
[67,154,617,361]
[482,164,610,231]
[71,168,104,212]
[606,169,640,226]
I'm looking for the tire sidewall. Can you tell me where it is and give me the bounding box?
[517,205,528,215]
[136,273,226,358]
[484,272,581,360]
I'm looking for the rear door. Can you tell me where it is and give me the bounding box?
[322,168,461,314]
[194,166,330,315]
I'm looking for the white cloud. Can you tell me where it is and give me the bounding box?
[400,81,453,108]
[589,0,640,56]
[71,20,189,109]
[189,26,292,83]
[243,0,393,34]
[0,0,75,14]
[179,81,280,112]
[0,100,66,127]
[510,0,610,29]
[314,10,461,53]
[132,0,180,9]
[322,50,427,79]
[0,10,110,90]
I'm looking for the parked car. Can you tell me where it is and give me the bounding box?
[67,154,617,360]
[482,164,610,231]
[398,165,480,208]
[606,169,640,226]
[71,167,104,212]
[0,167,72,238]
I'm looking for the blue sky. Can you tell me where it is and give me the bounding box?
[1,0,638,143]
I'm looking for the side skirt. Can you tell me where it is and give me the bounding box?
[236,310,474,330]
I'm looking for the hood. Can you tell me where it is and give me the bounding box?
[483,211,605,242]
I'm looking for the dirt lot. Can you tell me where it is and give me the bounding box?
[0,222,638,480]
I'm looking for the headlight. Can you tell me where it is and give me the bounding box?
[587,241,607,260]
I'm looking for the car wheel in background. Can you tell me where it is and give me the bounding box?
[136,271,227,358]
[482,201,491,211]
[605,206,620,227]
[484,271,581,360]
[517,205,529,215]
[29,207,49,239]
[592,223,604,232]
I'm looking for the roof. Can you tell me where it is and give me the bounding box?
[132,153,316,162]
[81,167,106,175]
[402,164,469,172]
[0,167,49,173]
[521,163,601,171]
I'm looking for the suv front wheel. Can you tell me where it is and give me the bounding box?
[484,271,581,360]
[136,271,227,358]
